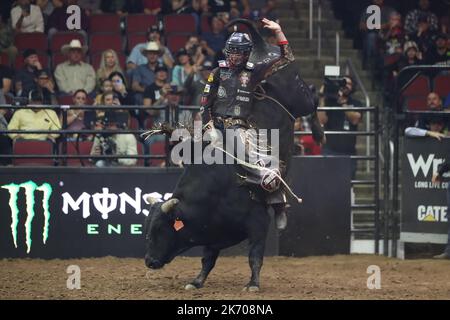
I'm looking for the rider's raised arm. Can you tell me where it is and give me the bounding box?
[258,18,295,80]
[200,67,220,123]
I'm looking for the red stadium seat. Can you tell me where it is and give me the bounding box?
[136,142,145,166]
[13,140,55,166]
[89,33,124,54]
[57,95,74,106]
[129,117,139,130]
[200,15,211,34]
[149,141,166,167]
[404,96,428,111]
[0,52,11,66]
[127,33,147,51]
[163,14,196,34]
[15,53,49,70]
[126,14,158,33]
[433,74,450,98]
[402,75,431,97]
[166,34,190,53]
[90,51,126,70]
[14,33,48,52]
[63,141,94,167]
[89,14,121,33]
[50,32,85,52]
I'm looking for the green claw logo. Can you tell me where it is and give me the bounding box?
[1,181,52,253]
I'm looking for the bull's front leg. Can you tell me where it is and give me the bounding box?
[244,206,270,292]
[185,246,220,290]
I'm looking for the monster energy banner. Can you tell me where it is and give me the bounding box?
[401,138,450,244]
[0,168,181,258]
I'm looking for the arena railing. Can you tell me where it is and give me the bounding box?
[0,104,200,167]
[388,65,450,257]
[295,105,381,254]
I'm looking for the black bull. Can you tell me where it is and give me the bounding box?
[144,22,324,291]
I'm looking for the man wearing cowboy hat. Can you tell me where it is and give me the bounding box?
[127,25,174,71]
[54,39,96,96]
[131,41,166,105]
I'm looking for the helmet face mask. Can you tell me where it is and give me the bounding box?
[224,32,253,69]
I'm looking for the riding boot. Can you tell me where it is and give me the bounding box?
[267,190,289,230]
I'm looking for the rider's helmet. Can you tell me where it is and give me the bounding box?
[224,32,253,69]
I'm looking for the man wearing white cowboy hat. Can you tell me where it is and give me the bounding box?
[131,41,169,105]
[54,39,96,96]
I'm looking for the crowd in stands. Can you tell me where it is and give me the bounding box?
[0,0,281,167]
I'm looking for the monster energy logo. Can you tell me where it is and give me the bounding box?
[1,181,53,253]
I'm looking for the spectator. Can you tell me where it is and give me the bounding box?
[171,48,196,88]
[201,15,227,57]
[425,34,449,65]
[7,90,61,141]
[259,0,279,22]
[127,25,174,71]
[143,0,162,15]
[36,0,55,19]
[410,13,437,55]
[0,55,13,100]
[94,78,113,105]
[34,69,58,105]
[14,49,45,97]
[380,11,405,56]
[392,41,422,79]
[54,39,96,96]
[318,76,362,178]
[440,15,449,35]
[119,0,144,15]
[66,89,89,135]
[143,64,170,107]
[242,0,267,18]
[409,92,445,129]
[78,0,103,15]
[47,0,89,40]
[432,161,450,260]
[11,0,44,33]
[0,108,12,165]
[359,0,395,69]
[96,49,124,88]
[154,85,192,128]
[131,41,162,104]
[109,71,133,105]
[100,0,125,15]
[184,35,206,67]
[90,112,138,167]
[405,0,439,36]
[162,0,194,15]
[0,15,18,65]
[184,59,214,106]
[405,115,447,140]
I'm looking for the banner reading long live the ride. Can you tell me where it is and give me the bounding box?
[0,168,182,258]
[401,138,449,243]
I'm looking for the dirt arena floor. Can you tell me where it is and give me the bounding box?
[0,255,449,300]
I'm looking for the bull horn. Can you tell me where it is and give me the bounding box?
[161,198,179,214]
[146,196,159,205]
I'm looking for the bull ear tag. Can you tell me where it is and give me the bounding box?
[173,219,184,231]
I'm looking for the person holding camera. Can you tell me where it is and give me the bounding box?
[11,0,44,33]
[90,111,138,167]
[318,76,362,179]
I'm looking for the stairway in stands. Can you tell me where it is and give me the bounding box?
[277,0,382,245]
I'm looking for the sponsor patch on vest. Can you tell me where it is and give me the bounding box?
[207,73,214,83]
[236,95,250,102]
[237,89,251,95]
[220,71,231,81]
[218,86,227,98]
[240,72,250,87]
[234,106,241,116]
[204,84,210,93]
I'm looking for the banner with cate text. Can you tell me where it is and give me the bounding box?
[402,138,449,239]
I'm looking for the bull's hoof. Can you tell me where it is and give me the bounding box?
[242,285,260,292]
[185,283,202,290]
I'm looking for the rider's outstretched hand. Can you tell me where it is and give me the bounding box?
[261,18,281,33]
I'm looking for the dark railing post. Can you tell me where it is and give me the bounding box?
[374,105,380,255]
[61,106,68,166]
